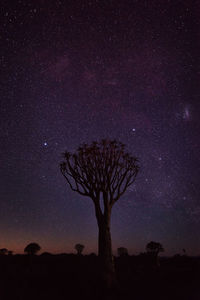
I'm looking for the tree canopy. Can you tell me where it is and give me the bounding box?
[146,241,164,254]
[60,139,139,206]
[24,243,41,255]
[75,243,85,255]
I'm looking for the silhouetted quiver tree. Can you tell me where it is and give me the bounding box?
[182,248,187,256]
[0,248,8,255]
[24,243,41,255]
[60,139,139,286]
[146,241,164,267]
[75,243,85,255]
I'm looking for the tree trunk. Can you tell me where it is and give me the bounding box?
[98,221,115,273]
[95,202,116,287]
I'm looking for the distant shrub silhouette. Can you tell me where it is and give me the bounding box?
[89,252,96,257]
[146,241,164,254]
[40,252,52,256]
[8,250,13,255]
[182,248,187,256]
[117,247,129,257]
[146,241,164,267]
[174,253,181,258]
[24,243,41,255]
[0,248,8,255]
[75,244,85,255]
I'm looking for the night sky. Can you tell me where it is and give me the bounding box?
[0,0,199,255]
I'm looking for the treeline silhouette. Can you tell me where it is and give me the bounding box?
[0,240,165,261]
[0,244,199,300]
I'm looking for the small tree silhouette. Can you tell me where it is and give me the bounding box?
[117,247,128,257]
[182,248,187,256]
[146,241,164,254]
[24,243,41,255]
[146,241,164,267]
[75,243,85,255]
[0,248,8,255]
[60,139,139,285]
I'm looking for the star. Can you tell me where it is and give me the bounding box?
[183,106,190,120]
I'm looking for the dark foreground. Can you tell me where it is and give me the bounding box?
[0,254,199,300]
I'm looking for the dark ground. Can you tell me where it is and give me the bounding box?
[0,254,199,300]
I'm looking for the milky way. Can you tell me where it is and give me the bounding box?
[0,0,199,255]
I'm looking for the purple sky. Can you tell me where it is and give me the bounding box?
[0,0,199,255]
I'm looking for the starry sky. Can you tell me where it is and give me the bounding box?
[0,0,199,255]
